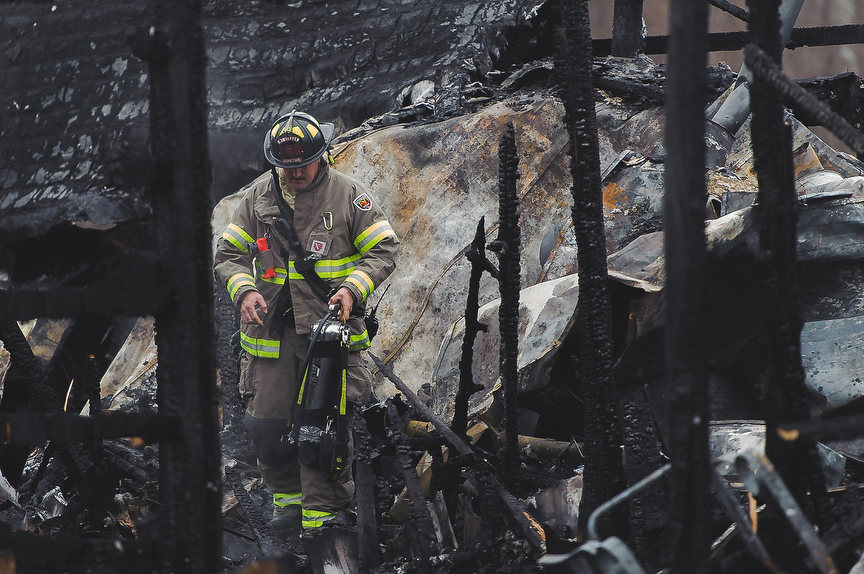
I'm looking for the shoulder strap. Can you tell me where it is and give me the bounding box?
[270,168,334,302]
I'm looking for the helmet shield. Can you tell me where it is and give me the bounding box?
[264,111,335,168]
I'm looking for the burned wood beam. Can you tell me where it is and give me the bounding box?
[0,320,57,411]
[796,72,864,131]
[0,255,163,321]
[0,410,180,447]
[370,354,473,460]
[140,0,222,570]
[593,25,864,56]
[0,521,129,572]
[611,0,644,57]
[747,0,827,537]
[353,413,380,571]
[369,353,547,553]
[85,354,102,417]
[488,123,521,490]
[225,468,286,558]
[555,0,625,538]
[744,43,864,159]
[453,217,495,438]
[103,440,154,487]
[493,481,547,551]
[406,421,583,467]
[664,0,711,570]
[709,0,749,23]
[386,401,438,569]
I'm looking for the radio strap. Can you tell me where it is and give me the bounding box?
[270,167,333,302]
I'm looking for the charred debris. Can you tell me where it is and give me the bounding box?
[3,0,864,573]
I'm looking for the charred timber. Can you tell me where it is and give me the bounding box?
[747,0,827,542]
[611,0,644,57]
[664,0,711,569]
[369,353,547,553]
[744,44,864,160]
[709,0,749,23]
[225,467,286,558]
[0,410,179,447]
[0,521,128,572]
[143,0,222,571]
[386,401,438,570]
[593,25,864,56]
[353,413,380,571]
[488,122,521,490]
[454,217,496,438]
[797,72,864,133]
[0,320,57,411]
[555,0,625,538]
[0,254,162,321]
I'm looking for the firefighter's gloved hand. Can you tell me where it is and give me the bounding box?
[240,291,268,325]
[328,287,354,322]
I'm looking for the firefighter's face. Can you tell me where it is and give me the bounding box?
[279,161,320,190]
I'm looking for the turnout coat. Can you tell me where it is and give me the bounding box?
[214,164,399,411]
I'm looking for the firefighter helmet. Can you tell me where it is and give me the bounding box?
[264,111,335,168]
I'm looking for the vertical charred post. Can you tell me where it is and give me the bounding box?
[612,0,644,57]
[453,217,498,438]
[353,413,380,571]
[134,0,221,571]
[488,123,521,490]
[664,0,711,569]
[214,280,251,456]
[746,0,823,523]
[86,354,102,417]
[386,401,437,572]
[0,321,57,484]
[555,0,625,537]
[0,321,57,412]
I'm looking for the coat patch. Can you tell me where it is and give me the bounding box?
[353,193,372,211]
[311,240,327,255]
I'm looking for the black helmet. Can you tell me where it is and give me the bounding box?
[264,111,335,168]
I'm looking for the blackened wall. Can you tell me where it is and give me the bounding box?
[1,0,544,241]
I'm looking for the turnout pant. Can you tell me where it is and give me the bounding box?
[239,326,372,529]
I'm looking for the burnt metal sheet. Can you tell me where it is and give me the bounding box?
[431,273,579,423]
[801,316,864,415]
[605,205,756,293]
[93,316,158,412]
[727,114,864,179]
[332,95,578,399]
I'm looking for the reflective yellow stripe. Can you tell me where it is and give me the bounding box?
[349,330,370,351]
[340,368,347,415]
[302,508,336,529]
[239,332,280,358]
[287,257,360,280]
[222,223,254,252]
[345,270,374,301]
[227,273,256,301]
[297,366,309,405]
[274,492,302,507]
[354,220,396,254]
[313,254,361,278]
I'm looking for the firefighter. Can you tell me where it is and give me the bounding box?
[214,110,399,542]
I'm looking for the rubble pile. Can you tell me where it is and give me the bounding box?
[3,0,864,573]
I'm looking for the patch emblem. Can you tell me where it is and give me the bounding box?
[311,240,327,255]
[353,193,372,211]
